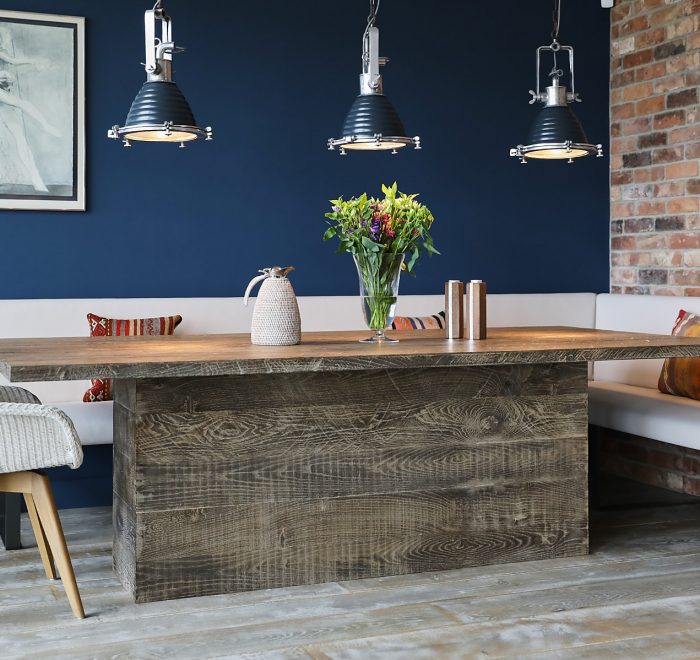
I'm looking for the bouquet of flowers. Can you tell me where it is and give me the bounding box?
[323,182,438,341]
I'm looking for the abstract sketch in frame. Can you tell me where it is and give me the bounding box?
[0,10,85,211]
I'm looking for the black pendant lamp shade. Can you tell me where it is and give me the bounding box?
[338,94,410,150]
[328,2,419,155]
[121,80,203,142]
[527,105,588,146]
[108,2,212,147]
[510,0,602,163]
[522,104,596,160]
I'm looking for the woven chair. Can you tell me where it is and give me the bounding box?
[0,386,85,618]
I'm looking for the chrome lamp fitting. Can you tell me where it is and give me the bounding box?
[108,1,212,148]
[510,0,602,164]
[328,1,420,155]
[510,42,603,164]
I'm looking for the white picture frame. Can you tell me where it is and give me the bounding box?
[0,10,85,211]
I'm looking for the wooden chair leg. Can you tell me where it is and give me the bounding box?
[23,493,57,580]
[29,473,85,619]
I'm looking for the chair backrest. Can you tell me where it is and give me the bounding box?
[0,401,83,472]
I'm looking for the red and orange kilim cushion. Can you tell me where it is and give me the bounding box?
[391,311,445,331]
[83,313,182,402]
[658,309,700,401]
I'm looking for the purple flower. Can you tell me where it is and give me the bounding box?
[332,205,341,213]
[370,218,381,241]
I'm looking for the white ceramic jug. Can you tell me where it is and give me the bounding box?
[243,266,301,346]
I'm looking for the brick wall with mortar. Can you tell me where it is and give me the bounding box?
[597,430,700,497]
[605,0,700,496]
[610,0,700,296]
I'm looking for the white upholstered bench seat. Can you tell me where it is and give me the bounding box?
[0,293,598,447]
[589,293,700,454]
[5,293,700,455]
[53,401,113,447]
[589,380,700,452]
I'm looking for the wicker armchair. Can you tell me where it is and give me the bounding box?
[0,386,85,618]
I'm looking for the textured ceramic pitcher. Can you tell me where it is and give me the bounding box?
[243,267,301,346]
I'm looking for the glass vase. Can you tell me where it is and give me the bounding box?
[353,253,404,343]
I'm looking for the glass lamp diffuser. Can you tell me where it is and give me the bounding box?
[108,2,212,147]
[510,42,602,163]
[328,15,420,155]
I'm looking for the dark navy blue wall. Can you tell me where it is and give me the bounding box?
[46,445,112,510]
[2,1,611,509]
[0,0,610,299]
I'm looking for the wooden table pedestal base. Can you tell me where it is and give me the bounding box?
[113,362,589,603]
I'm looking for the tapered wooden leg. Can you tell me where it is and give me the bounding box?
[0,472,85,617]
[27,473,85,619]
[23,493,57,580]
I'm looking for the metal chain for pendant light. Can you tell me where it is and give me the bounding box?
[367,0,381,28]
[551,0,561,42]
[362,0,381,69]
[364,0,381,41]
[550,0,563,79]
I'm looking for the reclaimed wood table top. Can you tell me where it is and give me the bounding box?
[1,327,699,382]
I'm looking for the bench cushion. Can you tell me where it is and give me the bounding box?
[0,293,597,446]
[83,312,183,402]
[594,294,700,389]
[658,309,700,401]
[589,380,700,451]
[392,312,445,330]
[54,401,113,446]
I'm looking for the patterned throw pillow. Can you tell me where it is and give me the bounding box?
[658,309,700,400]
[391,311,445,331]
[82,313,182,402]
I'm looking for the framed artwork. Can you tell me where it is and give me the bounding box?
[0,10,85,211]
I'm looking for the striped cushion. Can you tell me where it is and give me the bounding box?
[83,313,182,402]
[391,311,445,331]
[658,309,700,401]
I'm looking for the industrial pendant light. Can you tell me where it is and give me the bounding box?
[510,0,602,163]
[328,0,420,155]
[108,1,212,148]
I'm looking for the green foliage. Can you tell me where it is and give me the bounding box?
[323,182,439,275]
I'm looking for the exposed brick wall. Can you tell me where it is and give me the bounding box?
[596,428,700,496]
[605,0,700,497]
[610,0,700,295]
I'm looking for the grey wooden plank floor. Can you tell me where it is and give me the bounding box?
[1,502,700,659]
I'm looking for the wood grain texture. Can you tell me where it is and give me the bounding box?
[1,326,700,381]
[307,595,700,660]
[134,439,587,509]
[113,362,589,603]
[112,398,136,596]
[124,367,587,509]
[128,363,588,413]
[112,495,136,598]
[131,395,587,455]
[130,483,588,602]
[4,504,700,657]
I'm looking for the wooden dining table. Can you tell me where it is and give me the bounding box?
[1,326,700,603]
